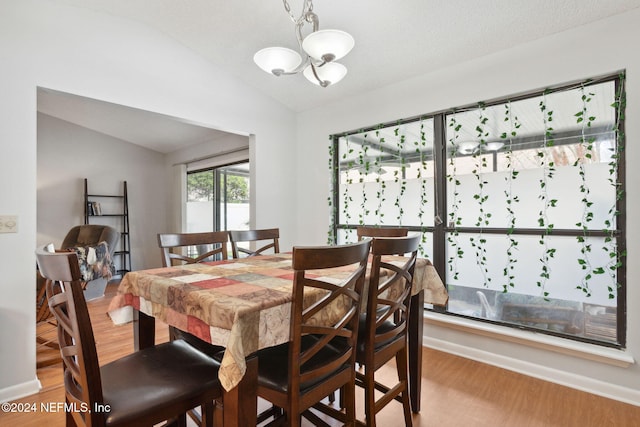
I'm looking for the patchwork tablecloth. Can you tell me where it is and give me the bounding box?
[108,254,446,391]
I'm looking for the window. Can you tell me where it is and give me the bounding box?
[186,161,250,233]
[331,74,626,347]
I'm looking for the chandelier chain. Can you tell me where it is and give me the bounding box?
[282,0,314,25]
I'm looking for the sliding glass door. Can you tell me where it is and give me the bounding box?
[186,161,250,232]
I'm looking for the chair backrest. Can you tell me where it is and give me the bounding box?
[364,235,420,354]
[356,226,409,241]
[61,224,120,256]
[228,228,280,258]
[157,231,229,267]
[289,239,371,391]
[35,248,104,427]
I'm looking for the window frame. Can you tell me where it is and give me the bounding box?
[330,73,626,348]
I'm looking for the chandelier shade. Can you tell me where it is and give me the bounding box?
[254,0,354,87]
[302,29,355,62]
[303,62,347,87]
[254,47,302,75]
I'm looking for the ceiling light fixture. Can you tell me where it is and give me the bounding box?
[457,141,480,155]
[485,142,505,151]
[253,0,354,87]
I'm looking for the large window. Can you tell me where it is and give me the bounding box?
[330,74,626,347]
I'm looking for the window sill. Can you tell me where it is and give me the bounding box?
[423,311,635,368]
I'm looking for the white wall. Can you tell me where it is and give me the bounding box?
[296,10,640,404]
[4,0,640,408]
[0,0,296,401]
[37,113,168,270]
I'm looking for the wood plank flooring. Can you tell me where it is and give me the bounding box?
[3,282,639,427]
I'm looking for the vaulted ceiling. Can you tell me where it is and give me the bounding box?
[40,0,640,152]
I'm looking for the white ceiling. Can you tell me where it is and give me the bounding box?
[40,0,640,152]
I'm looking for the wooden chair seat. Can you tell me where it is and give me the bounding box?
[355,316,403,358]
[100,340,221,426]
[257,335,351,393]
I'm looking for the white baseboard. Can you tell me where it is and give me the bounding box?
[423,335,640,406]
[0,378,42,403]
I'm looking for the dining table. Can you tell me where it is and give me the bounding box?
[107,252,447,426]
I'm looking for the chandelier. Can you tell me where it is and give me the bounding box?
[253,0,355,87]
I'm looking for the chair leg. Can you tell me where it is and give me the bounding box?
[214,399,224,427]
[176,413,187,427]
[362,365,377,427]
[201,401,214,427]
[396,349,413,427]
[342,381,356,427]
[65,403,78,427]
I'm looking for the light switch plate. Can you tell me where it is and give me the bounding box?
[0,215,18,233]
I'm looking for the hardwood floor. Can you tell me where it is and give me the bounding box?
[3,282,639,426]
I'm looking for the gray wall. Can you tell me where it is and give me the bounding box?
[37,113,168,270]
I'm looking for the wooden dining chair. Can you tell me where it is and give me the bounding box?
[255,239,371,427]
[356,225,409,240]
[157,231,228,393]
[35,247,223,427]
[157,231,229,266]
[356,235,420,427]
[228,228,279,258]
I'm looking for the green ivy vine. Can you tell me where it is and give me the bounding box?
[501,101,521,292]
[416,119,429,254]
[393,125,407,224]
[446,113,463,280]
[342,134,355,241]
[536,91,557,298]
[374,127,386,223]
[358,132,370,226]
[574,84,598,297]
[470,103,491,286]
[327,136,336,244]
